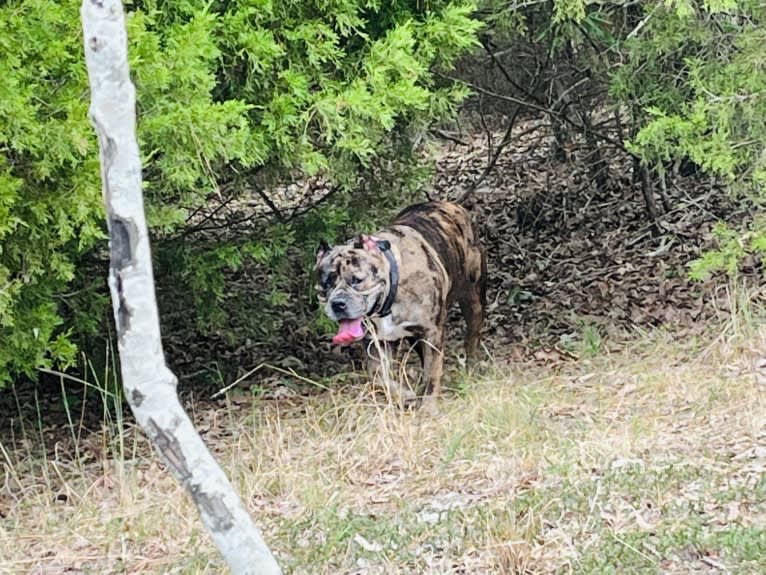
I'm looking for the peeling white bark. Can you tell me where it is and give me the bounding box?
[81,1,281,573]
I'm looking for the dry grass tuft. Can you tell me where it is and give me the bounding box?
[2,324,766,573]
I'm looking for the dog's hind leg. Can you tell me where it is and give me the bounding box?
[420,326,446,412]
[459,245,486,359]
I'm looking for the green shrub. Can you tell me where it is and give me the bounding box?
[482,0,766,279]
[621,1,766,189]
[0,0,481,384]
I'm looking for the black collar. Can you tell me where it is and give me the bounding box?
[377,240,398,317]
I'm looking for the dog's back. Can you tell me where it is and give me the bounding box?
[391,201,483,306]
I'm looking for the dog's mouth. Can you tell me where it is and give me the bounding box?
[332,318,364,345]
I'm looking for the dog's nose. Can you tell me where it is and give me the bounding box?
[331,300,347,314]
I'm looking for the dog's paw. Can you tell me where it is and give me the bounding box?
[421,395,440,415]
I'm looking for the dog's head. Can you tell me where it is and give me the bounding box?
[314,234,391,344]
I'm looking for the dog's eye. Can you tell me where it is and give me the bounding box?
[321,273,336,290]
[350,276,363,287]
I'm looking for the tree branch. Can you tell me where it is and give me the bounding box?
[80,1,282,573]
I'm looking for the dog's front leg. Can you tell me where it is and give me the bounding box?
[366,339,391,383]
[366,340,415,406]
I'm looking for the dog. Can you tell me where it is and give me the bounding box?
[314,201,486,406]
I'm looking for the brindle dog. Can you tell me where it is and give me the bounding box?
[315,201,487,406]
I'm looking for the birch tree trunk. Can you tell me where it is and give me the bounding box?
[81,1,282,573]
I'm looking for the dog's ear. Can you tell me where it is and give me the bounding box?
[355,234,380,252]
[315,239,330,265]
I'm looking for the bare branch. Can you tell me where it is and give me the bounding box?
[430,129,469,146]
[253,186,286,222]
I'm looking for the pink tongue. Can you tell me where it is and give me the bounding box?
[332,318,364,344]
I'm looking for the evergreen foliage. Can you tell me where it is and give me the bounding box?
[481,0,766,277]
[0,0,481,384]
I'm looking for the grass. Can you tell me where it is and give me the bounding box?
[1,325,766,574]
